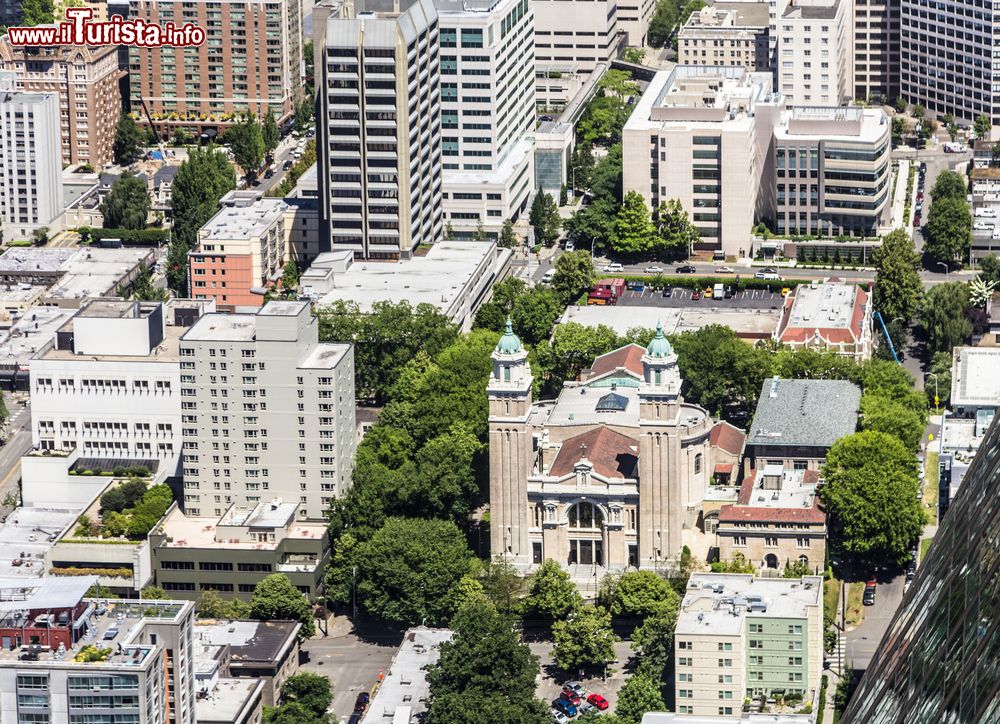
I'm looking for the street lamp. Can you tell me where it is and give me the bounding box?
[936,261,950,281]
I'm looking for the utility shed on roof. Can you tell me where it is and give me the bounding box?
[744,377,860,475]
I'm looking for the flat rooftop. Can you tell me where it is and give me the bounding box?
[196,678,262,724]
[951,346,1000,408]
[259,300,307,317]
[775,106,888,143]
[299,342,350,369]
[361,627,452,724]
[676,573,823,637]
[219,499,296,529]
[557,305,780,338]
[194,620,301,664]
[46,248,153,301]
[784,282,859,329]
[182,313,257,342]
[156,508,326,551]
[0,305,76,366]
[0,248,77,274]
[0,285,46,306]
[783,0,840,19]
[199,199,288,242]
[0,507,79,578]
[40,322,185,363]
[316,241,501,319]
[747,377,860,449]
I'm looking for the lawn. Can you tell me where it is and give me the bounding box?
[919,537,934,563]
[845,582,865,627]
[824,578,841,627]
[923,451,939,525]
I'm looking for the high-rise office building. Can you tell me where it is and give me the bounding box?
[899,0,997,128]
[842,415,1000,723]
[316,0,442,259]
[0,38,122,168]
[128,0,304,135]
[0,74,63,242]
[178,301,356,520]
[853,0,899,103]
[437,0,535,238]
[775,0,853,106]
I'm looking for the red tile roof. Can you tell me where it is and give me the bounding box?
[548,427,639,480]
[587,344,646,380]
[709,421,746,455]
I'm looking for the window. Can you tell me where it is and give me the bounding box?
[567,502,604,529]
[718,642,733,651]
[678,641,690,650]
[789,624,803,635]
[765,536,778,547]
[718,658,732,667]
[694,453,702,474]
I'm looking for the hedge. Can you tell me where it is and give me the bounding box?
[50,566,132,578]
[80,227,169,246]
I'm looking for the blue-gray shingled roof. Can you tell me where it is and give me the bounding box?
[747,378,861,449]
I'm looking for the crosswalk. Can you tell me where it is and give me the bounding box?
[833,634,848,674]
[517,258,540,281]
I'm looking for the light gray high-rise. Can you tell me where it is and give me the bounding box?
[315,0,443,259]
[178,301,356,520]
[899,0,997,127]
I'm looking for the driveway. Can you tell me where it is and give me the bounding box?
[844,573,906,670]
[531,639,635,714]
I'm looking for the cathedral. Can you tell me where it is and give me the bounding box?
[487,321,744,578]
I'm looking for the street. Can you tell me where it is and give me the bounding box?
[0,394,33,513]
[844,573,906,671]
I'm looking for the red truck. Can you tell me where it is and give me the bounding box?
[587,277,625,305]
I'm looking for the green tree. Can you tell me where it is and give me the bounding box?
[113,114,143,166]
[918,282,972,354]
[294,98,314,131]
[930,170,968,202]
[511,288,564,346]
[126,266,169,302]
[100,173,150,230]
[632,605,678,668]
[655,198,699,257]
[523,559,582,622]
[226,114,265,177]
[648,0,679,48]
[263,702,325,724]
[281,258,300,290]
[249,574,316,640]
[531,322,621,395]
[891,116,905,147]
[926,351,952,407]
[975,113,993,141]
[873,229,923,322]
[169,146,236,292]
[859,393,925,450]
[570,141,596,192]
[140,585,169,599]
[498,219,517,248]
[196,589,251,619]
[820,431,925,567]
[615,674,665,724]
[100,479,148,513]
[611,191,657,253]
[350,517,472,626]
[923,195,971,266]
[622,47,646,64]
[427,599,545,723]
[279,673,332,718]
[552,250,597,304]
[559,184,568,207]
[20,0,54,24]
[598,570,679,620]
[262,110,280,155]
[564,197,617,254]
[529,190,561,247]
[552,605,618,671]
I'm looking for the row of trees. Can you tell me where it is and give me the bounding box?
[611,192,699,256]
[922,170,971,268]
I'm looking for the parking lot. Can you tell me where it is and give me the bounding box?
[531,640,635,718]
[617,285,785,310]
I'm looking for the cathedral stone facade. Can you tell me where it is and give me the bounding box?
[487,321,743,578]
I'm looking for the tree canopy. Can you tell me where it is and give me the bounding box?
[873,229,923,322]
[552,605,619,671]
[279,673,332,718]
[262,111,280,155]
[923,195,971,266]
[523,559,582,622]
[930,170,967,202]
[551,250,597,304]
[820,431,925,567]
[100,173,150,230]
[611,191,658,253]
[918,282,972,355]
[113,114,143,166]
[529,190,561,247]
[615,673,665,724]
[226,114,265,177]
[249,574,315,640]
[598,570,679,620]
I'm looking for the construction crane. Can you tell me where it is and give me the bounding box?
[136,95,168,167]
[873,311,900,363]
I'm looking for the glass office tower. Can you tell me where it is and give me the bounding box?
[842,418,1000,723]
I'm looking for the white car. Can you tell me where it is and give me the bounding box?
[644,265,664,273]
[976,207,998,218]
[603,262,624,272]
[716,266,735,273]
[974,221,996,231]
[550,710,570,724]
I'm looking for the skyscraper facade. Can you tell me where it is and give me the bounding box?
[898,0,998,127]
[842,416,1000,723]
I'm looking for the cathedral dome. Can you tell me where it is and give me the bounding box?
[495,318,523,354]
[646,321,673,358]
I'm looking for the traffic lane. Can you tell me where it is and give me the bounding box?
[846,573,906,670]
[616,285,784,309]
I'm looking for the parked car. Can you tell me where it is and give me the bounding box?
[675,265,697,273]
[603,262,624,272]
[691,289,702,300]
[644,265,664,273]
[913,214,921,227]
[863,579,877,606]
[541,269,556,284]
[906,561,916,582]
[587,693,610,711]
[577,701,595,716]
[723,287,734,299]
[661,286,673,297]
[716,265,734,273]
[974,221,995,231]
[976,207,998,218]
[354,692,370,713]
[564,241,575,251]
[755,271,780,280]
[551,709,570,724]
[563,682,587,698]
[561,689,582,706]
[552,698,577,717]
[703,286,713,298]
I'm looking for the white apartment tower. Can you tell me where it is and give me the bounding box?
[29,300,188,477]
[316,0,443,259]
[436,0,535,237]
[853,0,899,103]
[178,301,356,520]
[0,73,63,242]
[775,0,853,106]
[900,0,997,128]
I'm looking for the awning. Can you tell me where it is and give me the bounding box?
[714,463,734,474]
